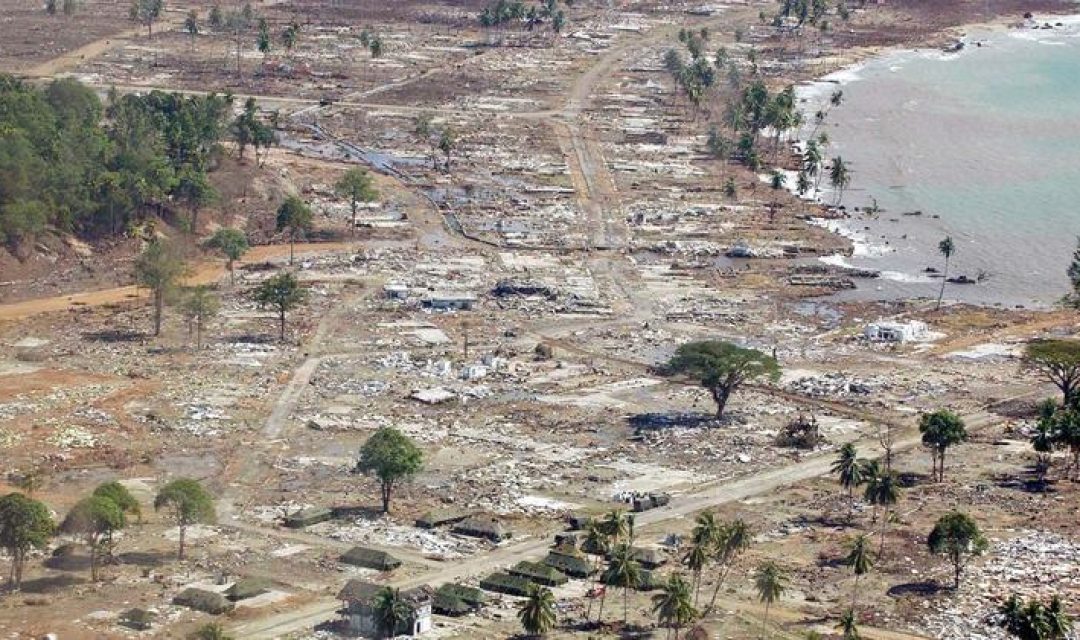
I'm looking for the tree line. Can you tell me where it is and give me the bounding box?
[0,76,234,247]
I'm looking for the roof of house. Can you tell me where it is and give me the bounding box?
[416,507,473,529]
[436,583,486,607]
[479,572,533,596]
[543,552,593,577]
[509,561,568,586]
[226,577,272,600]
[336,579,433,607]
[340,547,403,571]
[453,516,509,539]
[173,588,235,614]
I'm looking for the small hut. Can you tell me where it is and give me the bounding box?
[340,547,402,571]
[173,588,235,614]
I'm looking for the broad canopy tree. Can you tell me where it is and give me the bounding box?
[275,195,313,265]
[154,478,215,560]
[927,511,987,589]
[356,427,423,514]
[918,410,967,482]
[1024,340,1080,408]
[134,239,187,336]
[205,227,249,284]
[253,271,306,341]
[0,493,55,590]
[61,495,126,581]
[334,167,378,229]
[661,340,780,419]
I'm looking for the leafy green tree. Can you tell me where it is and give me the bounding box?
[438,127,457,173]
[282,22,300,54]
[154,478,215,560]
[205,228,249,284]
[61,495,126,581]
[843,534,873,609]
[829,156,850,206]
[92,481,141,523]
[257,18,271,58]
[1052,408,1080,481]
[369,36,383,57]
[601,508,630,544]
[754,560,787,637]
[181,286,220,350]
[355,427,423,514]
[604,542,641,624]
[652,572,697,639]
[662,340,780,419]
[831,442,863,522]
[0,493,55,590]
[253,271,306,341]
[518,583,557,637]
[174,166,217,232]
[1066,237,1080,305]
[335,167,378,229]
[209,4,223,28]
[919,410,967,482]
[1024,340,1080,407]
[927,511,987,589]
[45,0,57,15]
[372,587,411,638]
[134,239,187,337]
[936,236,955,310]
[275,195,313,265]
[130,0,165,37]
[184,10,199,45]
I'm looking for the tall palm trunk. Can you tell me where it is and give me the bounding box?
[936,254,949,310]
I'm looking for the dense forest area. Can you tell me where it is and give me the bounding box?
[0,76,265,249]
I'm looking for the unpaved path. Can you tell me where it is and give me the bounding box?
[0,242,353,322]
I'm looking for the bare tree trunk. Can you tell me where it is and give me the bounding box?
[179,523,186,559]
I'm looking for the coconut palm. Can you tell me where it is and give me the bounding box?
[584,520,609,621]
[936,236,955,310]
[1047,594,1073,638]
[705,519,752,613]
[843,535,874,609]
[866,471,900,555]
[518,583,557,637]
[829,156,850,206]
[604,543,641,625]
[601,508,630,544]
[372,587,411,638]
[682,541,709,606]
[837,608,861,640]
[754,560,787,638]
[652,573,697,639]
[858,458,882,522]
[831,443,863,523]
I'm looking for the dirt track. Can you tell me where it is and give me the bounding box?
[0,242,353,323]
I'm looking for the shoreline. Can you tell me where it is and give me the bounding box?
[788,11,1080,311]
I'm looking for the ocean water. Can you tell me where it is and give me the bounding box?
[801,19,1080,308]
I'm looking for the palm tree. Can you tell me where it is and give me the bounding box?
[682,541,709,606]
[769,170,786,221]
[837,609,861,640]
[858,459,882,522]
[584,520,609,621]
[518,583,557,637]
[1047,594,1073,638]
[829,156,850,206]
[652,573,697,639]
[372,587,411,638]
[754,560,787,638]
[843,535,873,609]
[936,236,955,310]
[604,543,641,625]
[866,471,900,555]
[602,508,630,544]
[831,443,863,523]
[705,519,752,613]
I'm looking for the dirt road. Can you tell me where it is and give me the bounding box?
[0,242,353,323]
